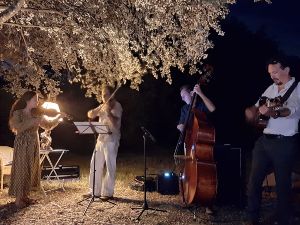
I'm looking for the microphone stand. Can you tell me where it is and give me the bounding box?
[131,129,166,220]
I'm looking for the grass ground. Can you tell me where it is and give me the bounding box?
[0,149,299,225]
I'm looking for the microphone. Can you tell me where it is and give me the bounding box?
[140,126,156,143]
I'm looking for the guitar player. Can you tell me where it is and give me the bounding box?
[244,56,300,225]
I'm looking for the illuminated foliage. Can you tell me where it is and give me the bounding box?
[0,0,270,97]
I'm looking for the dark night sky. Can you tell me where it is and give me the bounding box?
[229,0,300,57]
[1,1,300,156]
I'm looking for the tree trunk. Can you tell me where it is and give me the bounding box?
[0,0,26,24]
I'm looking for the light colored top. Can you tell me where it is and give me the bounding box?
[88,101,122,142]
[255,77,300,136]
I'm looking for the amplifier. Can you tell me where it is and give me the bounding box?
[41,165,80,180]
[214,144,244,206]
[156,171,179,195]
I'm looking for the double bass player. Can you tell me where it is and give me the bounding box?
[176,83,217,214]
[177,84,216,133]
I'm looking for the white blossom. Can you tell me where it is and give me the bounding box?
[0,0,270,97]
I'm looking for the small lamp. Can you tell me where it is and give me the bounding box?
[40,101,62,150]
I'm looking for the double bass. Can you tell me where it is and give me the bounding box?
[174,66,217,206]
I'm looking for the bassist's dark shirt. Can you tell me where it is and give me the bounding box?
[179,102,209,124]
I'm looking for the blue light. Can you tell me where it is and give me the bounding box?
[164,172,171,177]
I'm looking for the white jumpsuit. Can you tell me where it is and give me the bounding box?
[88,101,122,197]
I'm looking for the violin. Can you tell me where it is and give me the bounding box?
[31,107,72,120]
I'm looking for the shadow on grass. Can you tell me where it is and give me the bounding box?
[77,195,172,208]
[0,201,27,221]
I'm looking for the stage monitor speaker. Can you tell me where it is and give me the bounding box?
[156,171,179,195]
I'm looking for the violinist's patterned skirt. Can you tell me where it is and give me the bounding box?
[8,129,41,198]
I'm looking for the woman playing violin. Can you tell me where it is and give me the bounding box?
[8,91,61,208]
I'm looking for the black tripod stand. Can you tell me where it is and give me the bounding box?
[131,127,166,220]
[75,121,115,216]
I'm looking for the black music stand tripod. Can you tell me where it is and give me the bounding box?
[74,121,116,216]
[131,127,166,220]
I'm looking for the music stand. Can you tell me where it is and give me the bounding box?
[74,121,111,136]
[131,129,166,220]
[74,121,115,216]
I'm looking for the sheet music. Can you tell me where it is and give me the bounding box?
[74,121,111,134]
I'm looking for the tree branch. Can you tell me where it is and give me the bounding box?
[3,22,52,29]
[0,0,26,24]
[0,5,67,18]
[20,27,31,59]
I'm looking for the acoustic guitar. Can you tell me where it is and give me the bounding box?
[255,96,282,130]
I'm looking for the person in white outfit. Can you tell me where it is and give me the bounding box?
[85,85,122,200]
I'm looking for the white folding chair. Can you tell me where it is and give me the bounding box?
[0,146,13,191]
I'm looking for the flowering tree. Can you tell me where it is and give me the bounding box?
[0,0,270,97]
